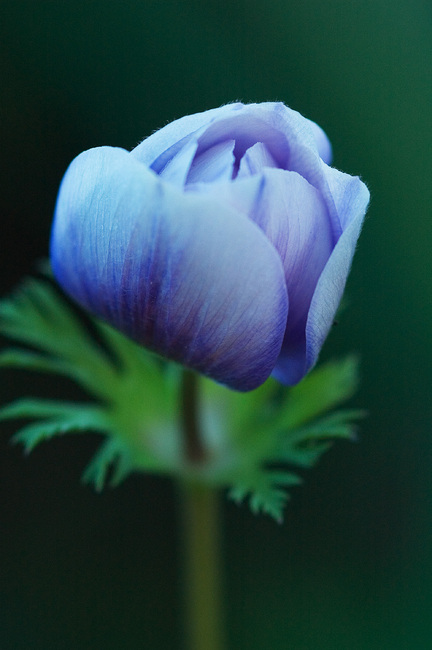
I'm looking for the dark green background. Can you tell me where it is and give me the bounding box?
[1,1,431,648]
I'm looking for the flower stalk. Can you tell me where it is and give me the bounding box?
[180,483,226,650]
[180,370,206,464]
[179,371,226,650]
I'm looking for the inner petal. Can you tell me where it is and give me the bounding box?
[237,142,278,178]
[194,115,290,172]
[158,138,198,187]
[250,169,333,334]
[186,140,235,184]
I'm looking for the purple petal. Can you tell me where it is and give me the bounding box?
[196,169,333,327]
[232,103,342,241]
[273,167,370,384]
[234,169,333,384]
[185,168,334,385]
[186,140,235,183]
[193,113,291,173]
[158,138,198,187]
[305,118,333,165]
[51,146,288,391]
[305,169,370,367]
[131,103,244,167]
[249,169,333,332]
[237,142,278,177]
[132,102,330,177]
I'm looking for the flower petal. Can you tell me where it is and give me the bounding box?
[237,142,278,177]
[234,103,342,240]
[187,167,333,340]
[243,169,333,384]
[158,138,198,187]
[131,103,244,167]
[186,140,235,184]
[273,167,370,384]
[305,118,333,165]
[133,102,330,177]
[193,113,291,173]
[185,168,334,385]
[133,102,340,240]
[51,146,288,391]
[305,169,370,366]
[249,169,333,332]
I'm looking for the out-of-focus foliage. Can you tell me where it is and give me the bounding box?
[0,275,362,521]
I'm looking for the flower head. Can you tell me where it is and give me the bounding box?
[51,102,369,391]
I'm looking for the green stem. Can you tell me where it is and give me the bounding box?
[180,370,206,464]
[180,483,226,650]
[179,370,226,650]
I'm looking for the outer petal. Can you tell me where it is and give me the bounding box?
[51,147,288,391]
[186,168,334,384]
[305,118,333,165]
[273,167,370,384]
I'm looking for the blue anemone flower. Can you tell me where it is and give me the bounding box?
[51,102,369,391]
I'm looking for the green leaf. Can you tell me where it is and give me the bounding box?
[277,356,360,430]
[0,272,179,481]
[0,398,87,420]
[275,409,366,468]
[0,277,119,398]
[82,438,133,491]
[0,348,75,376]
[224,361,365,519]
[229,469,301,522]
[12,409,107,452]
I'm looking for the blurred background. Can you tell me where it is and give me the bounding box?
[1,0,431,648]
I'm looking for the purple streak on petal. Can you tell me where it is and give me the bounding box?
[237,142,278,178]
[51,146,288,391]
[186,140,235,184]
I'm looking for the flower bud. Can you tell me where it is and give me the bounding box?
[51,102,369,391]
